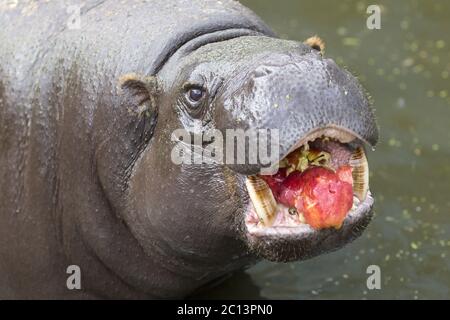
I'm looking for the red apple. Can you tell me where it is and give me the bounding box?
[260,165,354,229]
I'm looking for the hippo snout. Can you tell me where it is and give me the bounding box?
[217,50,377,176]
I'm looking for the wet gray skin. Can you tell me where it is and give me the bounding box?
[0,0,377,298]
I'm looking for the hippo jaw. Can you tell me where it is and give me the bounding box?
[241,127,374,262]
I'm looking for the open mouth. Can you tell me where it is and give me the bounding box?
[244,128,371,237]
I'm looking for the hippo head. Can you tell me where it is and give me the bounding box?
[120,35,378,280]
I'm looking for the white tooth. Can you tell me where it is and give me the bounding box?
[349,147,369,201]
[298,211,306,224]
[245,176,277,226]
[352,196,360,210]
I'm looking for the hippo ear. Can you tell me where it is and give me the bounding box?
[118,73,160,146]
[119,73,159,118]
[304,36,325,54]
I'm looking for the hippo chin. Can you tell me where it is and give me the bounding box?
[0,0,378,299]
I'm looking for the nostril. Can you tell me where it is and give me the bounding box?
[253,67,273,78]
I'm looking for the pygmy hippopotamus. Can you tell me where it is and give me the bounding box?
[0,0,378,298]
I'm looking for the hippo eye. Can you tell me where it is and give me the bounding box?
[182,83,208,117]
[187,88,204,103]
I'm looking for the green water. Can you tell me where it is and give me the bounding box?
[211,0,450,299]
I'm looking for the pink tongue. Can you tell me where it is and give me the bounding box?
[261,166,354,229]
